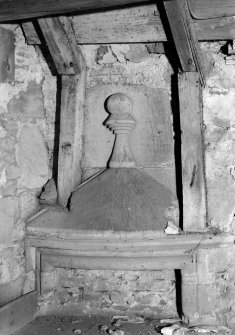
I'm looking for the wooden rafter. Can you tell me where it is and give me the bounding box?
[163,0,205,85]
[0,0,152,22]
[0,0,235,23]
[21,21,41,45]
[163,0,196,72]
[38,17,84,75]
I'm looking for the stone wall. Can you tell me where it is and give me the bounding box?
[0,25,56,306]
[194,42,235,327]
[39,269,177,318]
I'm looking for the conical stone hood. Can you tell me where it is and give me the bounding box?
[27,93,178,234]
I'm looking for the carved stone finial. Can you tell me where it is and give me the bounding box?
[105,93,136,168]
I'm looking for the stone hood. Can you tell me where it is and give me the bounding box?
[27,93,178,236]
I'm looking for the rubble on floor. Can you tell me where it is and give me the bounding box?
[13,315,235,335]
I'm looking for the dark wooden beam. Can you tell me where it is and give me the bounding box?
[163,0,196,72]
[21,21,41,45]
[0,26,14,83]
[38,17,84,74]
[0,0,152,22]
[163,0,205,85]
[1,0,235,23]
[189,0,235,20]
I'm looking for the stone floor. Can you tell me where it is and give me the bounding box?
[12,315,162,335]
[12,315,235,335]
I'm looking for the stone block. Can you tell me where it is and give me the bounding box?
[0,197,18,243]
[41,271,57,293]
[134,292,157,306]
[8,80,45,119]
[19,190,39,221]
[196,248,233,284]
[18,125,49,189]
[197,284,217,316]
[11,219,25,242]
[0,276,24,307]
[3,180,17,197]
[6,164,20,180]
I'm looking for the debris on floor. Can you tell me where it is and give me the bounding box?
[12,315,234,335]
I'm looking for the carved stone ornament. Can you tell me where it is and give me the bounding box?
[27,93,179,233]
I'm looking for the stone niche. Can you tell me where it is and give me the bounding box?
[27,44,180,317]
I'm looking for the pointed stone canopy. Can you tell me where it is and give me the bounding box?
[27,93,178,233]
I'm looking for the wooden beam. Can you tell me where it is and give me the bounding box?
[0,0,152,22]
[163,0,206,85]
[21,21,41,45]
[57,72,86,208]
[163,0,196,72]
[0,0,235,24]
[38,17,88,207]
[70,7,235,43]
[178,72,206,232]
[189,0,235,20]
[21,7,235,46]
[38,17,84,75]
[0,291,37,335]
[0,26,14,83]
[196,16,235,41]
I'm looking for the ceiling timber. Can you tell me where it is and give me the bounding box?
[0,0,151,22]
[0,0,235,22]
[21,5,235,46]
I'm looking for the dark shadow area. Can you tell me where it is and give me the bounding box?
[175,269,183,319]
[170,73,183,230]
[220,41,230,55]
[155,0,181,71]
[156,1,183,230]
[53,76,62,187]
[31,19,58,76]
[103,96,114,168]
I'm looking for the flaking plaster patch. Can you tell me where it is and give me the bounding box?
[81,45,172,93]
[0,125,7,138]
[0,168,7,187]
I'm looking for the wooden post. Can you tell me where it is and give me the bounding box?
[178,72,207,232]
[0,27,14,83]
[37,17,87,207]
[57,71,86,207]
